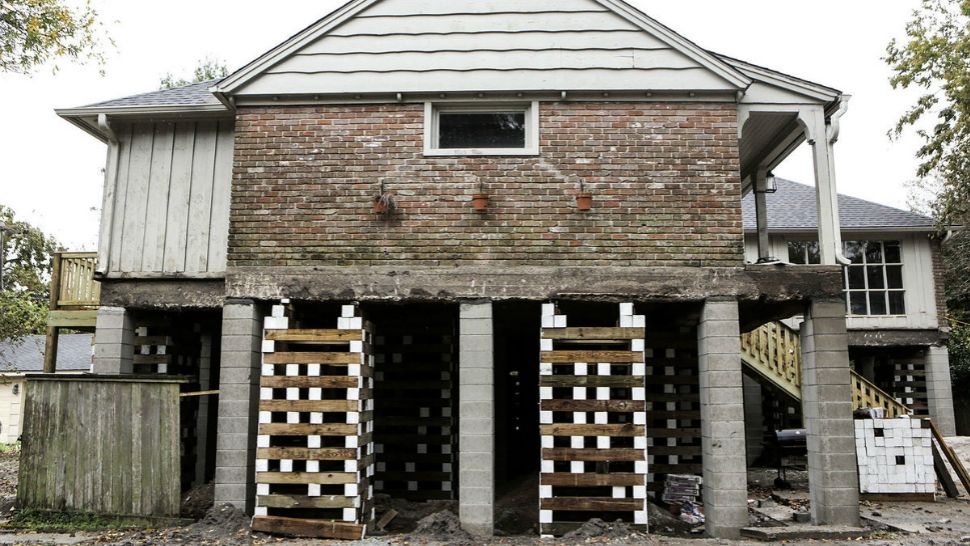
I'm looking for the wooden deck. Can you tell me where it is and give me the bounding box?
[44,252,100,372]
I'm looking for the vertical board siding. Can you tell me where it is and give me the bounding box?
[103,120,233,276]
[17,378,182,517]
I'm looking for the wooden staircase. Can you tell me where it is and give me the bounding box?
[739,321,910,418]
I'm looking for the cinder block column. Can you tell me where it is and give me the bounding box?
[697,298,748,538]
[214,299,262,513]
[458,301,494,537]
[800,299,860,526]
[925,345,956,436]
[92,306,134,374]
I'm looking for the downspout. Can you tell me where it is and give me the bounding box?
[96,114,120,277]
[826,95,852,266]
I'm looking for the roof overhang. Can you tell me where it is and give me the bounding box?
[743,226,938,235]
[56,104,233,142]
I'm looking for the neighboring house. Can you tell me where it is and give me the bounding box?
[0,334,93,443]
[45,0,952,538]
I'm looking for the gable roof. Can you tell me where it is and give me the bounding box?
[741,179,935,232]
[0,334,93,373]
[212,0,752,97]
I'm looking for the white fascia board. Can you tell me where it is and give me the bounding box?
[723,56,841,104]
[55,104,230,117]
[745,227,937,235]
[593,0,751,89]
[214,0,380,95]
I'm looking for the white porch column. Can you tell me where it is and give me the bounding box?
[800,105,845,266]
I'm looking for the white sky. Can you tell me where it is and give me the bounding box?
[0,0,926,251]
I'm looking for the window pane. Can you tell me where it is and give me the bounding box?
[438,112,526,149]
[884,242,902,263]
[849,292,868,315]
[867,266,885,289]
[847,266,866,289]
[844,241,864,264]
[868,291,888,315]
[886,266,903,289]
[806,241,821,264]
[889,291,906,314]
[788,242,806,264]
[865,242,883,264]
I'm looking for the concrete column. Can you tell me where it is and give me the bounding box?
[697,298,748,538]
[458,301,494,537]
[800,299,860,526]
[742,374,765,466]
[925,345,956,436]
[214,299,262,513]
[92,306,134,374]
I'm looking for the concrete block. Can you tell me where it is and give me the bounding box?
[459,335,493,354]
[460,418,494,436]
[461,384,493,402]
[460,368,494,386]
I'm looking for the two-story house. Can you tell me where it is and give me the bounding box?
[48,0,954,539]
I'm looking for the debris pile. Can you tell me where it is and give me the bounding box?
[410,510,474,545]
[562,518,639,540]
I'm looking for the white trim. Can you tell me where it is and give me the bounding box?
[423,100,540,157]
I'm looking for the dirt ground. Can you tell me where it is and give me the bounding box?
[0,441,969,545]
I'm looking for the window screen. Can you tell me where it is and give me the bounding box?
[438,112,526,149]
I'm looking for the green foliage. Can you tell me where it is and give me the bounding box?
[0,205,62,343]
[0,0,110,74]
[159,57,228,89]
[886,0,970,226]
[949,319,970,389]
[9,509,154,532]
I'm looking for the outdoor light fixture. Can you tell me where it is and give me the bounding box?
[763,172,778,194]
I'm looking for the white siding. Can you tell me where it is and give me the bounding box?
[747,233,940,330]
[0,379,24,444]
[100,120,234,276]
[236,0,737,96]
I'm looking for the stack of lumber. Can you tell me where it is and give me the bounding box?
[662,474,702,504]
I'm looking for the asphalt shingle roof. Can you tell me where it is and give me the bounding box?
[742,179,935,231]
[82,79,223,109]
[0,334,92,373]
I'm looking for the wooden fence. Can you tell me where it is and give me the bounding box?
[17,375,185,517]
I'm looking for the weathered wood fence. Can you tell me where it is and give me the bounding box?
[17,375,185,517]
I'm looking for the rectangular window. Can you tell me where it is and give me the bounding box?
[843,240,905,316]
[787,241,821,265]
[424,102,539,156]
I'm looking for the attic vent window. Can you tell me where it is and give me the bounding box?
[424,101,539,157]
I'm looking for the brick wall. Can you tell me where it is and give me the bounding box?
[228,102,743,268]
[929,237,948,329]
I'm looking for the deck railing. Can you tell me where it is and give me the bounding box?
[53,252,100,309]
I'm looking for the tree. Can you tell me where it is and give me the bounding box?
[886,0,970,226]
[0,0,110,74]
[159,57,228,89]
[0,205,62,344]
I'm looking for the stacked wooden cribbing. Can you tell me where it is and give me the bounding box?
[893,360,928,416]
[642,332,702,495]
[538,303,648,537]
[133,325,173,374]
[373,323,455,500]
[251,303,376,540]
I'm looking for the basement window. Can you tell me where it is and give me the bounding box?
[424,102,539,156]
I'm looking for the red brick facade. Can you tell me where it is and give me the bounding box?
[228,102,743,268]
[930,238,949,329]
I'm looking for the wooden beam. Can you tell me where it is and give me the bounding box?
[542,448,644,462]
[541,473,644,487]
[265,329,362,342]
[255,472,357,485]
[256,447,356,461]
[257,494,355,509]
[259,400,357,413]
[541,497,643,512]
[251,515,364,540]
[47,310,98,328]
[263,352,361,365]
[540,376,642,388]
[540,399,646,413]
[541,327,643,340]
[541,350,642,363]
[540,424,645,437]
[259,423,357,437]
[261,376,358,389]
[929,419,970,494]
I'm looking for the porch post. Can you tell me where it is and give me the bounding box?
[800,298,860,526]
[753,168,772,262]
[801,105,845,266]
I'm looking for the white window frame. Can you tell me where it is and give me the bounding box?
[423,101,540,157]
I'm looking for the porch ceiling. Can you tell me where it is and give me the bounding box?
[739,111,803,191]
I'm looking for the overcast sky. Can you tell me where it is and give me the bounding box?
[0,0,925,251]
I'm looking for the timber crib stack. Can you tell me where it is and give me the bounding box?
[373,321,456,500]
[894,360,928,416]
[538,303,648,537]
[133,324,173,374]
[251,302,376,540]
